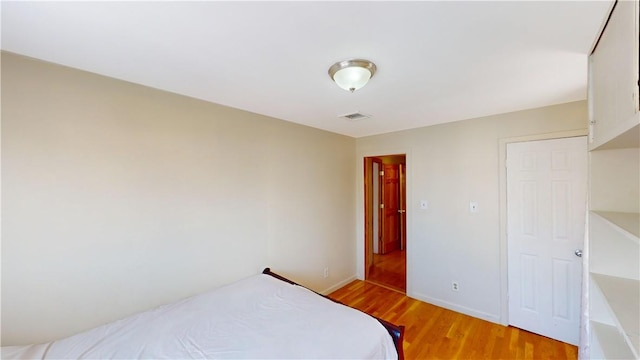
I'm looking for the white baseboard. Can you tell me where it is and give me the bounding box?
[320,275,358,295]
[411,292,502,325]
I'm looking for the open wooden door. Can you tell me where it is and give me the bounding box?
[364,158,374,279]
[399,163,406,250]
[365,157,385,278]
[381,164,400,254]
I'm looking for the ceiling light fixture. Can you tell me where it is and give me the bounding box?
[328,59,377,93]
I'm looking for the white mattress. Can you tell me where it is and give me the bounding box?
[2,274,398,359]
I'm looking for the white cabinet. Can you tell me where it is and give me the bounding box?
[589,0,640,150]
[587,0,640,359]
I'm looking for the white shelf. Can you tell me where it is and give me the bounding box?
[591,273,640,358]
[591,321,637,360]
[592,122,640,151]
[592,211,640,243]
[589,149,640,214]
[587,0,639,358]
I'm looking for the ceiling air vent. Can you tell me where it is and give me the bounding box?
[339,112,371,121]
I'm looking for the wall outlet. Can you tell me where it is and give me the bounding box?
[452,282,459,291]
[323,267,329,278]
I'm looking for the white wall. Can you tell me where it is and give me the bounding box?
[1,52,356,345]
[356,101,588,323]
[1,52,591,346]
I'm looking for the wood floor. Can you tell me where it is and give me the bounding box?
[368,249,406,292]
[329,280,578,360]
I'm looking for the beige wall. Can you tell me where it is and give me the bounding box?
[356,101,588,323]
[1,51,590,346]
[1,52,356,345]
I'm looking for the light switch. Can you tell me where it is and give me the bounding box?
[470,202,479,213]
[420,200,428,210]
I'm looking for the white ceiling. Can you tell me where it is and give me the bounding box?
[1,1,612,138]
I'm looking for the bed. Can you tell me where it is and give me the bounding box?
[2,268,404,359]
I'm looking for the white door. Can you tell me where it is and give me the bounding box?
[507,137,587,345]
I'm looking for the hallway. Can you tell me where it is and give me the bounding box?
[367,249,406,292]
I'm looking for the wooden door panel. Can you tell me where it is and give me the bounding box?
[399,164,406,251]
[364,158,374,279]
[382,164,400,254]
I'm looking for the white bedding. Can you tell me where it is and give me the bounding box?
[2,274,398,359]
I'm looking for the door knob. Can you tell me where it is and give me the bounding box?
[575,249,583,257]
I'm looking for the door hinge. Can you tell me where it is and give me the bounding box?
[380,203,384,209]
[379,170,384,176]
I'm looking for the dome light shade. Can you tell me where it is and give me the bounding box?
[328,59,377,93]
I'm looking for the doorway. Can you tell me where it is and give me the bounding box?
[506,137,587,345]
[364,154,406,292]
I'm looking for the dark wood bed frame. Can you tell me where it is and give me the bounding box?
[262,268,405,360]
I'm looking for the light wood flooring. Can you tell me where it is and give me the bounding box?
[368,249,406,292]
[329,280,578,360]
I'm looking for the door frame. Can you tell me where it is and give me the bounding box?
[497,129,587,325]
[357,148,412,295]
[364,157,384,279]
